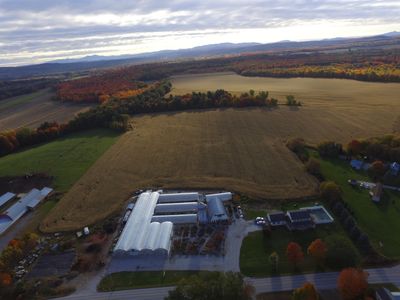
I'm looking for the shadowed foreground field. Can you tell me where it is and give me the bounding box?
[42,98,398,231]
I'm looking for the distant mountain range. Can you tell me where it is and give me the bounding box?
[50,43,262,64]
[0,32,399,80]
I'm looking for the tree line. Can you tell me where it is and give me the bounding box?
[0,81,279,157]
[0,78,58,101]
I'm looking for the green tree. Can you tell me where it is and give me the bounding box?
[325,235,359,269]
[319,181,341,203]
[165,272,254,300]
[305,158,321,176]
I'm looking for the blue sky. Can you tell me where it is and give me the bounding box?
[0,0,399,66]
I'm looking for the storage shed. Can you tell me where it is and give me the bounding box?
[0,192,16,207]
[157,192,199,203]
[151,214,198,224]
[154,202,199,214]
[206,197,228,223]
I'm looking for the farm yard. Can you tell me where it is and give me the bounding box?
[0,88,93,131]
[310,150,400,259]
[42,78,399,233]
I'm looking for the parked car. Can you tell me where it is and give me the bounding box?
[255,217,266,226]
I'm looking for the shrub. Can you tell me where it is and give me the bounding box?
[325,235,359,269]
[344,216,356,231]
[350,226,362,241]
[317,141,342,158]
[320,181,341,204]
[305,158,321,176]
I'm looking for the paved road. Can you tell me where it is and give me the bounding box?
[250,265,400,294]
[57,264,400,300]
[52,286,173,300]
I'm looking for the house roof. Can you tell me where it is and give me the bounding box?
[0,192,16,207]
[391,162,400,171]
[205,192,232,202]
[151,214,198,224]
[351,159,363,169]
[268,212,286,223]
[157,192,199,203]
[376,288,394,300]
[154,202,198,214]
[288,210,311,221]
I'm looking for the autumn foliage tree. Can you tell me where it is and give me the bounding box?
[320,181,341,204]
[307,239,327,265]
[292,282,319,300]
[286,242,304,268]
[347,140,363,156]
[0,272,12,287]
[368,160,386,179]
[337,268,369,300]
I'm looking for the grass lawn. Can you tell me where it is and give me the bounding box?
[244,208,267,220]
[0,129,120,192]
[310,150,400,259]
[98,271,207,291]
[240,223,358,277]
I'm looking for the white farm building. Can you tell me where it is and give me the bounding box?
[0,187,53,235]
[114,191,233,256]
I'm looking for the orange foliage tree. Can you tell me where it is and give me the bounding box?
[0,272,12,287]
[286,242,304,268]
[337,268,369,300]
[307,239,327,265]
[347,140,362,156]
[292,282,319,300]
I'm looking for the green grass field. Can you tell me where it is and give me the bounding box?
[0,89,50,111]
[310,151,400,259]
[98,271,206,291]
[0,129,120,192]
[240,224,358,277]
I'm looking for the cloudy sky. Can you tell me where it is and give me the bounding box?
[0,0,399,66]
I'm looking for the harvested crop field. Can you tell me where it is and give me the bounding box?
[171,72,400,112]
[43,94,398,232]
[0,89,93,130]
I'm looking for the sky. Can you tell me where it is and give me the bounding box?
[0,0,399,67]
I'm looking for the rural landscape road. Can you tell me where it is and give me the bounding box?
[58,265,400,300]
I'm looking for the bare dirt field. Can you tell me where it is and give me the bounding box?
[0,89,93,130]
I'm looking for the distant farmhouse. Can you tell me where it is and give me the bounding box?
[390,162,400,176]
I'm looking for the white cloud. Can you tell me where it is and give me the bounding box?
[0,0,399,66]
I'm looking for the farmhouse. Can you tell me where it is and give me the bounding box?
[0,187,53,235]
[390,162,400,176]
[267,205,333,231]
